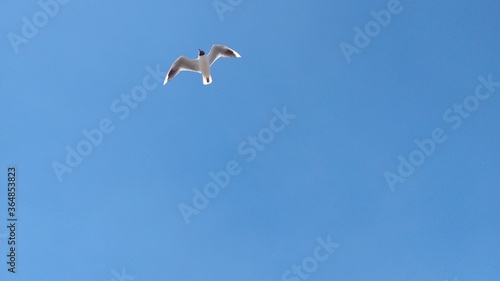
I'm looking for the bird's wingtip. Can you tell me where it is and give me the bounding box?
[233,50,241,58]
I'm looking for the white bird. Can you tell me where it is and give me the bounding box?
[163,45,241,85]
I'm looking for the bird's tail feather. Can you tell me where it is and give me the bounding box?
[203,75,212,85]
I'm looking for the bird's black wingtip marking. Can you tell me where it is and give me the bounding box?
[224,49,236,57]
[168,68,178,78]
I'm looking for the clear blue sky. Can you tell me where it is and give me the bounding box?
[1,0,499,280]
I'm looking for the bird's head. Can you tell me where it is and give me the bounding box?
[198,49,205,56]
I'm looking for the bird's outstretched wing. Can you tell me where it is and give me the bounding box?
[207,45,241,66]
[164,56,200,85]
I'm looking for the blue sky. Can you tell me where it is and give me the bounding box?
[1,0,499,280]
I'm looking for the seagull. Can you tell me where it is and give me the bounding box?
[163,45,241,85]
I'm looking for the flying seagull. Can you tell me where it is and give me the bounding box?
[163,45,241,85]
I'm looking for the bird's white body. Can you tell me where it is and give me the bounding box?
[163,45,241,85]
[199,55,212,85]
